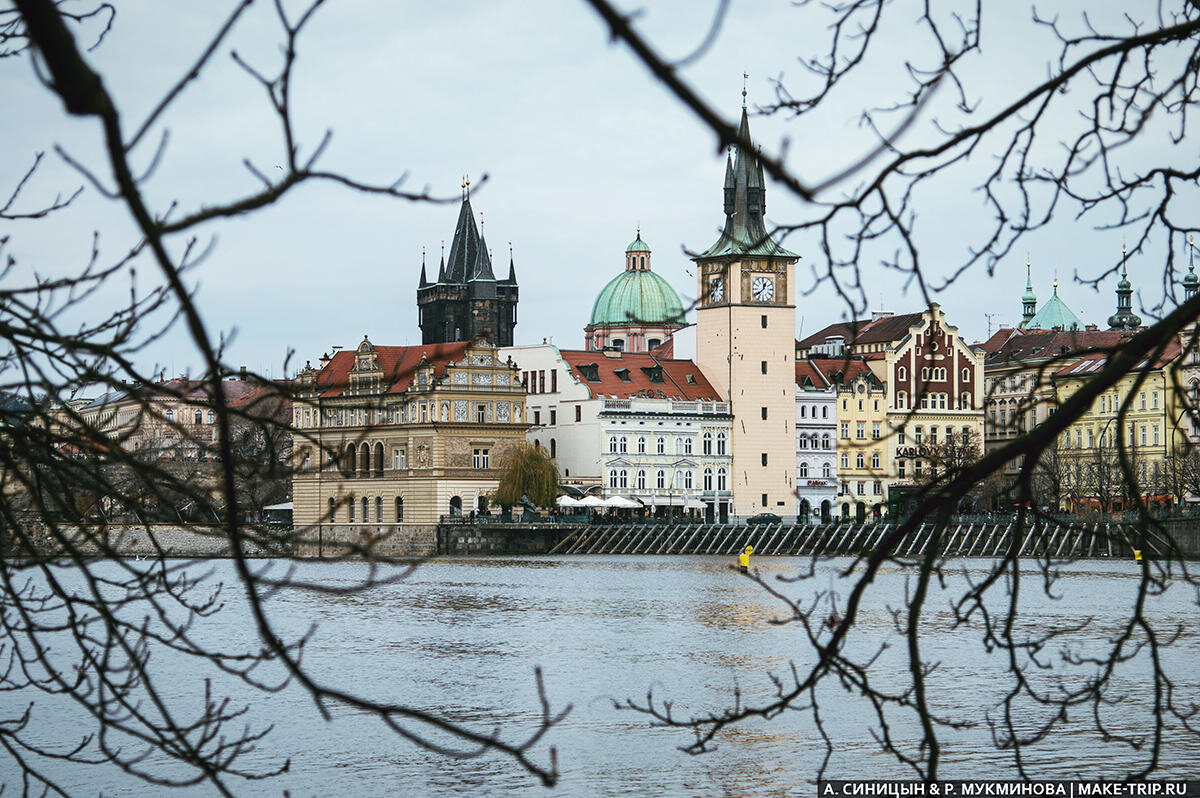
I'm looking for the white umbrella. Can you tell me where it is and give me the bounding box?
[578,495,607,508]
[604,495,642,509]
[556,495,582,508]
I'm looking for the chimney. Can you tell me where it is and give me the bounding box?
[871,310,893,322]
[239,365,248,381]
[1085,324,1098,331]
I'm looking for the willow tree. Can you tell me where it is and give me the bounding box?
[492,442,561,510]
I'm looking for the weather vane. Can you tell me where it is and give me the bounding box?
[742,71,749,106]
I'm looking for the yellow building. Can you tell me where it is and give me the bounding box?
[291,336,528,529]
[1052,345,1185,513]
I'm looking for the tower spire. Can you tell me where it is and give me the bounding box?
[1020,253,1037,326]
[1184,234,1198,302]
[419,246,429,287]
[1108,240,1141,330]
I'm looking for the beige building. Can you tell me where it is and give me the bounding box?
[693,101,799,519]
[291,337,528,528]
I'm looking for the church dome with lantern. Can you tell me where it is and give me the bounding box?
[584,230,686,354]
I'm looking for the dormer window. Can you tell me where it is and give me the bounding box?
[685,374,696,385]
[577,364,600,382]
[640,366,664,384]
[614,368,631,382]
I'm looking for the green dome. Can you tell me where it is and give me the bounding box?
[589,269,685,327]
[626,231,651,253]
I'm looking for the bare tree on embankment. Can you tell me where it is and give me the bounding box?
[587,0,1200,780]
[0,2,566,792]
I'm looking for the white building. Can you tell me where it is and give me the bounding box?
[795,359,838,522]
[500,344,735,520]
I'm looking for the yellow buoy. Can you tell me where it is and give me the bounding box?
[1133,549,1142,561]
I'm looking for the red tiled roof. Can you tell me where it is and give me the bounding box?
[795,359,831,389]
[315,341,471,398]
[808,356,878,385]
[976,327,1019,353]
[985,329,1134,366]
[558,350,721,400]
[796,312,925,350]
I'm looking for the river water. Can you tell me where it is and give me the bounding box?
[11,555,1200,795]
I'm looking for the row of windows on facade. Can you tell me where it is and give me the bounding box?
[523,369,557,394]
[837,454,948,480]
[797,404,830,419]
[841,480,885,496]
[797,433,832,450]
[295,401,519,428]
[162,409,216,424]
[607,431,728,455]
[839,422,972,444]
[608,466,728,491]
[1060,424,1163,450]
[327,495,404,523]
[842,391,974,412]
[798,462,834,479]
[300,443,490,473]
[896,366,967,383]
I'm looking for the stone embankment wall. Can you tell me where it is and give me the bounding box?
[12,523,436,559]
[292,523,437,558]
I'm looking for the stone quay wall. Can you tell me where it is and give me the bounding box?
[292,523,437,558]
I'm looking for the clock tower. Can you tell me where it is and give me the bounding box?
[694,99,799,519]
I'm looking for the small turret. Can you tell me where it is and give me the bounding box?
[1020,255,1037,326]
[1184,235,1198,303]
[1108,242,1142,330]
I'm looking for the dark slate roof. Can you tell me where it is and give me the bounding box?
[796,312,926,350]
[443,196,491,284]
[559,350,721,401]
[697,107,798,260]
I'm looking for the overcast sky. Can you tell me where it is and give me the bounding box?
[2,1,1188,382]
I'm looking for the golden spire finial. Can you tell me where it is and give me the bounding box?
[742,71,749,108]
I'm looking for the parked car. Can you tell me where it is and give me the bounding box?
[746,512,782,525]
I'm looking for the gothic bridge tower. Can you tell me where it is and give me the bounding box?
[417,181,519,346]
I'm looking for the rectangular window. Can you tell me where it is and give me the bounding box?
[761,315,768,328]
[857,481,865,495]
[856,422,865,439]
[550,408,557,425]
[872,422,881,439]
[473,448,490,469]
[538,370,545,393]
[575,405,582,422]
[533,409,541,425]
[761,453,768,466]
[393,449,399,469]
[761,361,768,375]
[897,430,905,445]
[478,404,488,423]
[761,407,768,420]
[841,422,850,438]
[898,460,906,478]
[551,370,558,393]
[761,493,768,507]
[348,501,355,523]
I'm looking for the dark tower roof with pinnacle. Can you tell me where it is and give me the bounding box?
[502,245,517,285]
[418,249,429,288]
[698,98,797,260]
[444,191,488,284]
[1108,244,1143,330]
[471,234,495,282]
[1184,235,1198,302]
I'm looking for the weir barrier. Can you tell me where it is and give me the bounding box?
[542,519,1200,559]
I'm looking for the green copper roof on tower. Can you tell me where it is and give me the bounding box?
[626,228,651,253]
[1025,279,1082,331]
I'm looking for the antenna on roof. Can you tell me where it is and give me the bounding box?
[984,313,998,338]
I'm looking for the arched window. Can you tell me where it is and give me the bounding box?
[328,497,336,522]
[822,434,831,450]
[609,470,619,489]
[675,438,684,455]
[684,470,693,489]
[374,442,384,474]
[395,497,404,522]
[165,409,174,422]
[194,410,203,424]
[550,439,557,458]
[716,468,727,491]
[798,436,807,450]
[619,435,628,454]
[636,469,647,490]
[449,496,462,516]
[375,496,383,522]
[799,462,809,478]
[656,470,666,489]
[702,431,712,455]
[619,469,629,489]
[359,443,370,475]
[871,452,880,469]
[207,410,215,424]
[716,432,727,455]
[684,437,693,455]
[962,368,970,382]
[362,497,369,522]
[348,498,355,523]
[344,444,356,476]
[674,470,684,489]
[656,436,665,454]
[609,435,618,453]
[822,462,831,478]
[898,365,906,381]
[637,436,646,454]
[703,467,713,491]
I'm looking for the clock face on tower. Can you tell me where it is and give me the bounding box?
[751,276,775,302]
[709,276,724,304]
